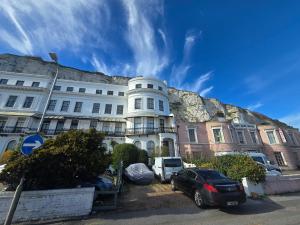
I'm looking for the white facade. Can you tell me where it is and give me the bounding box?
[0,70,178,157]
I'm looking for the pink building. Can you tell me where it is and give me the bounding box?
[177,119,300,170]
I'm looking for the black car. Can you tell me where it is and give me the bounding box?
[170,168,246,208]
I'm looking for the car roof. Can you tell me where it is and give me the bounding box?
[187,167,216,173]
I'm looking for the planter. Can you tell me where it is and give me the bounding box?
[242,177,264,197]
[0,187,94,223]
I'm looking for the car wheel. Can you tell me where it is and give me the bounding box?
[171,179,176,191]
[194,190,206,208]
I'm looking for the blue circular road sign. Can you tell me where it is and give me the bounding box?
[21,134,44,156]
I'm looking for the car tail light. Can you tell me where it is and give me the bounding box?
[203,183,218,193]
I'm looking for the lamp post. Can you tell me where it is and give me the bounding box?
[37,53,59,133]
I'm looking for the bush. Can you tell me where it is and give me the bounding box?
[192,155,265,183]
[112,144,149,168]
[0,129,111,190]
[138,150,149,165]
[0,150,15,165]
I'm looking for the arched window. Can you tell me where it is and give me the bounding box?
[6,140,17,151]
[147,141,155,155]
[134,141,141,149]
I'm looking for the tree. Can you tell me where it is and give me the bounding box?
[0,129,110,190]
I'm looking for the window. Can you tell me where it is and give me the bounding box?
[135,84,142,89]
[105,104,112,114]
[158,86,163,91]
[90,120,98,129]
[5,96,17,107]
[147,141,155,155]
[31,82,40,87]
[74,102,83,112]
[14,118,25,131]
[107,91,113,95]
[274,152,285,166]
[135,98,142,109]
[96,89,102,94]
[188,128,197,143]
[41,120,50,132]
[61,101,70,112]
[147,98,154,109]
[54,85,61,91]
[66,87,74,92]
[134,117,142,132]
[159,100,164,111]
[118,92,124,96]
[47,100,57,111]
[5,140,17,151]
[147,84,153,88]
[250,131,257,144]
[23,97,34,108]
[115,122,123,133]
[70,120,78,130]
[103,122,110,132]
[134,141,141,149]
[146,117,154,133]
[266,130,277,144]
[237,131,245,144]
[116,105,124,115]
[159,119,165,132]
[55,120,65,132]
[0,79,8,84]
[16,80,24,86]
[0,117,7,128]
[213,128,224,143]
[92,103,100,113]
[79,88,86,93]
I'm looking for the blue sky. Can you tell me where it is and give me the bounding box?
[0,0,299,128]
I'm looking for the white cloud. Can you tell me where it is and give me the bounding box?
[200,86,214,97]
[247,102,263,111]
[121,0,169,76]
[91,54,110,75]
[0,0,110,56]
[280,113,300,129]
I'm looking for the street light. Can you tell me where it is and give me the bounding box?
[36,53,59,132]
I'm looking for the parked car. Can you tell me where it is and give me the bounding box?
[171,168,246,208]
[80,176,113,191]
[256,162,282,176]
[124,163,154,185]
[152,157,183,182]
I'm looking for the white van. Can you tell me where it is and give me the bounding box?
[152,157,183,182]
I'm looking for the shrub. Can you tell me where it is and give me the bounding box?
[112,144,149,168]
[192,155,265,183]
[0,129,110,190]
[137,150,149,165]
[0,150,15,165]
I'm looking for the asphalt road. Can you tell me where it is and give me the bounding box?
[25,192,300,225]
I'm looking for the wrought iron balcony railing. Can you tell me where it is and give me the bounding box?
[125,127,175,135]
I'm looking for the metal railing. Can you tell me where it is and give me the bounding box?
[125,127,175,135]
[0,126,30,134]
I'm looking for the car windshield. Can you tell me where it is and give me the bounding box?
[251,156,265,164]
[164,159,182,167]
[197,170,227,181]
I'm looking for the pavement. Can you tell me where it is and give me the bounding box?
[19,181,300,225]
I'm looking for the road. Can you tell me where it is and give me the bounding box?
[24,192,300,225]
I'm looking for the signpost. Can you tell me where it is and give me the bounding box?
[4,134,44,225]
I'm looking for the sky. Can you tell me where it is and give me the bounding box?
[0,0,299,128]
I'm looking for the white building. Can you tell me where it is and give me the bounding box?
[0,54,178,157]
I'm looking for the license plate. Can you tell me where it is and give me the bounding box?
[227,201,238,206]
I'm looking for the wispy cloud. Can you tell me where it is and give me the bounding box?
[247,102,263,111]
[121,0,169,76]
[0,0,110,55]
[200,86,214,97]
[280,113,300,129]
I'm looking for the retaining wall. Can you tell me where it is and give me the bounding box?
[0,187,94,223]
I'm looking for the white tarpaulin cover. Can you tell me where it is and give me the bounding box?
[124,163,154,185]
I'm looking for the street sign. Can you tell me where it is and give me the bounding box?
[21,134,44,156]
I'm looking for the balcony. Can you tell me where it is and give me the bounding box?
[40,128,125,137]
[125,127,176,135]
[0,126,32,134]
